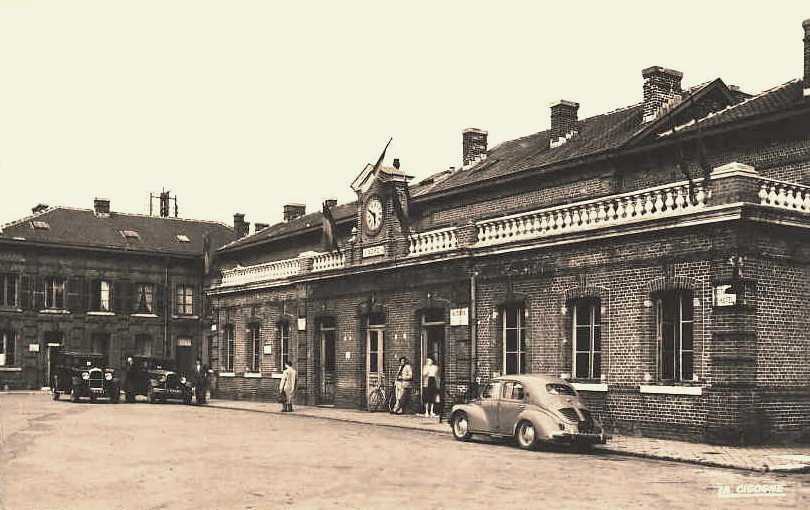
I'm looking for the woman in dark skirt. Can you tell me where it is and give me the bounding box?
[421,357,440,417]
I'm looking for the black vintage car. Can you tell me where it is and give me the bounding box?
[122,356,193,404]
[52,351,120,403]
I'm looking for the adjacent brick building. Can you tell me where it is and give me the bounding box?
[207,20,810,444]
[0,197,234,389]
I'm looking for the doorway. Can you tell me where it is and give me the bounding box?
[176,337,193,375]
[44,331,63,388]
[365,313,385,409]
[92,333,111,367]
[420,310,446,410]
[319,319,336,405]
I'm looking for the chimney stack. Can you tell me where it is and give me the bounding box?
[549,100,579,148]
[283,204,306,222]
[324,198,338,209]
[393,158,400,170]
[31,203,49,214]
[462,128,488,167]
[254,223,269,233]
[233,213,250,238]
[803,19,810,97]
[642,66,683,123]
[93,198,111,217]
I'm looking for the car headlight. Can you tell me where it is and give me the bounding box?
[82,372,90,380]
[105,372,113,381]
[180,377,187,384]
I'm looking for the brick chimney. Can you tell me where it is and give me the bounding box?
[31,203,49,214]
[283,204,306,222]
[462,128,488,167]
[324,199,338,209]
[93,198,110,217]
[642,66,683,123]
[233,213,250,238]
[392,158,401,170]
[803,19,810,97]
[254,223,269,232]
[549,100,579,148]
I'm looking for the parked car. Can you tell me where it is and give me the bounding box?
[449,374,609,449]
[122,356,193,404]
[52,351,120,403]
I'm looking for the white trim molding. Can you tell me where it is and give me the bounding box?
[639,384,703,396]
[270,372,283,379]
[571,382,608,392]
[87,311,116,316]
[218,372,236,378]
[244,372,262,378]
[39,309,70,315]
[0,367,23,372]
[131,313,159,318]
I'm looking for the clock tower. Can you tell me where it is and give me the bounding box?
[350,157,413,262]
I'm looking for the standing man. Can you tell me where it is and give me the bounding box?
[279,360,297,412]
[192,358,207,405]
[392,356,413,415]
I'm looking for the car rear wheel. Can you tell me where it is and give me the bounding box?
[451,412,472,441]
[516,420,538,450]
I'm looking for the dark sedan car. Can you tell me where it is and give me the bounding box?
[52,351,120,403]
[449,374,609,450]
[122,356,193,404]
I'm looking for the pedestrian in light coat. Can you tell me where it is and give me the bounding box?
[279,360,297,412]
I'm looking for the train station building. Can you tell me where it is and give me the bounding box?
[205,19,810,444]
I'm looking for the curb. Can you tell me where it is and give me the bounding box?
[207,401,810,474]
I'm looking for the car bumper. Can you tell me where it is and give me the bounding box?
[550,431,610,444]
[152,387,192,398]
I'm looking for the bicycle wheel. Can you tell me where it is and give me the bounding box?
[386,388,397,413]
[368,388,384,411]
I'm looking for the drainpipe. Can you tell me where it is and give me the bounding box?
[164,262,170,358]
[469,271,478,387]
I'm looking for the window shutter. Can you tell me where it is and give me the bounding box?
[33,277,46,310]
[19,274,31,310]
[114,280,130,313]
[155,284,166,316]
[67,277,84,312]
[85,279,95,311]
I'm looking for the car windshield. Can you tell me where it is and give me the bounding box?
[546,383,577,396]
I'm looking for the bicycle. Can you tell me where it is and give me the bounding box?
[367,376,397,412]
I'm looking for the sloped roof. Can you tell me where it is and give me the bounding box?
[0,206,235,256]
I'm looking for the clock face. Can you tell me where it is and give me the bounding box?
[364,196,384,235]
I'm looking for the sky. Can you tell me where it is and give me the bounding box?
[1,1,808,228]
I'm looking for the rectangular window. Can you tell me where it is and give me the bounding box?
[249,324,261,373]
[91,280,112,312]
[503,305,527,375]
[657,292,694,382]
[0,330,15,366]
[0,273,18,308]
[135,283,154,313]
[45,278,66,309]
[175,285,194,316]
[278,322,290,369]
[573,299,602,380]
[223,325,235,372]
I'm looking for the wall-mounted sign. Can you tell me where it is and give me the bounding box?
[176,337,193,347]
[362,244,385,258]
[29,344,40,352]
[263,343,273,355]
[297,318,307,331]
[210,324,217,332]
[345,351,351,360]
[450,307,469,326]
[714,285,737,307]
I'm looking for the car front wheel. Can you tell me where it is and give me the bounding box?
[515,420,538,450]
[451,412,472,441]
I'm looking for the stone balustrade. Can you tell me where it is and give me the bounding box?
[220,257,302,287]
[476,180,706,247]
[312,251,346,272]
[408,227,458,256]
[758,178,810,213]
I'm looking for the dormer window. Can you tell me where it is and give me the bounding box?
[120,230,140,240]
[31,221,50,230]
[176,234,191,243]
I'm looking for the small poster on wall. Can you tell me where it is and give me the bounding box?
[297,318,306,331]
[714,285,737,307]
[263,343,272,355]
[450,307,469,326]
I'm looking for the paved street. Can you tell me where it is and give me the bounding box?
[1,393,808,510]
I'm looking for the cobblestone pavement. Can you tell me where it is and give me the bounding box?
[206,398,810,473]
[1,392,808,510]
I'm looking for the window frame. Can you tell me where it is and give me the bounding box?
[0,329,15,366]
[656,291,695,382]
[45,277,66,310]
[248,323,261,373]
[97,280,112,312]
[135,283,155,314]
[277,321,290,370]
[0,273,18,308]
[572,299,602,380]
[502,304,527,375]
[222,325,235,372]
[174,284,194,316]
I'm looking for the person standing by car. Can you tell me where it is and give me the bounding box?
[279,360,297,412]
[192,358,207,405]
[422,357,440,417]
[392,356,413,415]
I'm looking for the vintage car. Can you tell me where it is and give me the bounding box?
[51,351,120,403]
[122,356,193,404]
[449,374,609,449]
